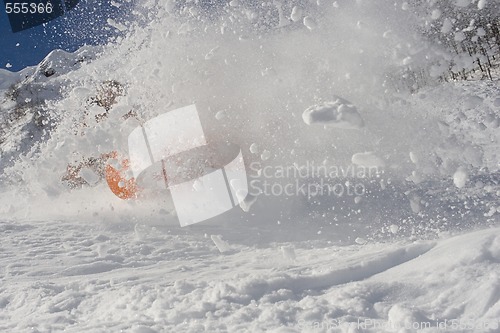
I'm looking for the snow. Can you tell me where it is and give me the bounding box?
[211,234,231,253]
[2,219,499,332]
[441,18,453,34]
[303,17,317,31]
[302,98,365,129]
[249,143,259,154]
[260,150,271,161]
[351,152,385,168]
[290,6,303,22]
[0,0,500,331]
[453,167,468,188]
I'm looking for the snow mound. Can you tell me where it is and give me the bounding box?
[302,97,365,129]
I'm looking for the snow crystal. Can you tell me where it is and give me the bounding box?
[211,235,231,253]
[302,97,365,129]
[205,46,219,60]
[409,152,418,164]
[249,143,259,154]
[303,16,317,30]
[355,237,367,245]
[390,225,400,234]
[290,6,303,22]
[478,0,487,10]
[215,110,226,120]
[409,195,421,213]
[453,167,468,188]
[107,18,127,32]
[383,30,393,38]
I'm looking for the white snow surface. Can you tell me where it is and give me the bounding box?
[1,220,500,332]
[0,0,500,331]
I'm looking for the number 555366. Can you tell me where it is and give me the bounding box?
[5,2,54,14]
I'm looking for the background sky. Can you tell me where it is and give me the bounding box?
[0,0,129,72]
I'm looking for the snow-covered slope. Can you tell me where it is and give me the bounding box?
[0,0,499,331]
[1,220,499,332]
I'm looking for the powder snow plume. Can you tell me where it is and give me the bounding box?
[0,0,499,241]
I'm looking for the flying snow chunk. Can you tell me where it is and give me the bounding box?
[453,167,468,188]
[302,97,365,129]
[351,152,385,168]
[291,6,303,22]
[303,16,317,30]
[107,18,127,32]
[281,245,296,261]
[478,0,487,9]
[211,235,231,253]
[390,225,400,234]
[355,237,367,245]
[249,143,259,154]
[409,195,421,213]
[409,151,418,164]
[215,110,226,120]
